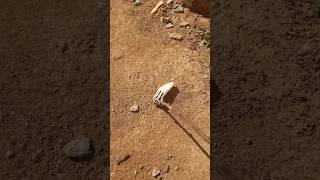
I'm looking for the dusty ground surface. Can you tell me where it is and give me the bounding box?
[213,1,320,179]
[110,0,210,179]
[0,1,107,179]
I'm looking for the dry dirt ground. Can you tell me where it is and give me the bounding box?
[110,0,210,179]
[213,0,320,179]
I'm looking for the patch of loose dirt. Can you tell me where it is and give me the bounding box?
[110,0,210,179]
[213,1,320,179]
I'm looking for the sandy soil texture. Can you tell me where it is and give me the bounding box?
[110,0,210,179]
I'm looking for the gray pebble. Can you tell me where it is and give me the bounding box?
[165,23,174,29]
[161,16,172,24]
[179,21,189,27]
[163,17,172,24]
[151,167,161,177]
[134,0,142,6]
[130,104,139,112]
[174,5,184,13]
[166,0,174,5]
[63,137,93,160]
[169,33,183,40]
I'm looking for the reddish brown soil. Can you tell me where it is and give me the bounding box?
[110,0,210,179]
[213,1,320,179]
[0,1,107,179]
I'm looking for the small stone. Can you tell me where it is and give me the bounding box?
[163,17,171,23]
[307,10,314,17]
[166,0,173,4]
[169,33,183,40]
[174,5,184,13]
[315,54,320,62]
[183,0,209,15]
[179,21,189,27]
[174,166,179,171]
[32,152,41,163]
[167,154,173,160]
[184,7,191,12]
[6,150,15,159]
[189,42,197,50]
[116,154,131,165]
[134,170,138,175]
[140,165,144,169]
[134,0,142,6]
[164,165,170,173]
[60,43,68,53]
[151,0,164,14]
[151,167,161,177]
[130,104,139,112]
[114,55,122,61]
[63,137,93,160]
[165,23,173,29]
[298,43,312,55]
[246,138,253,145]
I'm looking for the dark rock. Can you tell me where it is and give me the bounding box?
[183,0,210,16]
[116,154,131,165]
[164,165,170,173]
[298,43,312,55]
[63,137,94,161]
[246,138,253,145]
[6,150,15,159]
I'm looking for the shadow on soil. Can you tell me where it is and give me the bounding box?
[211,78,222,102]
[158,86,210,159]
[166,111,210,159]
